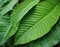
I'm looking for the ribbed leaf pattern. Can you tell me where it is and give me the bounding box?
[24,18,60,47]
[10,0,40,26]
[4,0,39,40]
[0,16,10,45]
[14,0,60,45]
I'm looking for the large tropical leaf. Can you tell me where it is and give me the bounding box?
[14,0,60,45]
[0,0,40,45]
[5,0,40,40]
[1,0,18,16]
[24,18,60,47]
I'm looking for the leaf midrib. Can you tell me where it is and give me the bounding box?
[17,1,60,40]
[11,0,39,24]
[4,0,39,38]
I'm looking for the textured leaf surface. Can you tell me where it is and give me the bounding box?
[1,0,18,15]
[0,16,10,45]
[0,0,40,45]
[0,0,19,44]
[24,18,60,47]
[14,0,60,45]
[11,0,40,26]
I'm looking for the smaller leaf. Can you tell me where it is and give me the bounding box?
[1,0,18,16]
[0,0,10,7]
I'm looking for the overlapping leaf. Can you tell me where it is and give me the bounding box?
[1,0,18,16]
[0,16,10,45]
[0,0,60,46]
[24,18,60,47]
[0,0,10,7]
[0,0,19,45]
[0,0,40,45]
[10,0,40,26]
[14,0,60,45]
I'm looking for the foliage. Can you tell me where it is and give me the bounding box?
[0,0,60,47]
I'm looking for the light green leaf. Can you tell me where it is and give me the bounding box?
[1,0,18,16]
[10,0,40,26]
[0,0,40,45]
[14,0,60,45]
[24,18,60,47]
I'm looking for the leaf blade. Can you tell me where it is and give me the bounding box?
[24,18,60,47]
[1,0,40,44]
[14,0,60,45]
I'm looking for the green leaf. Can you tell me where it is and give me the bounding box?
[14,0,60,45]
[0,0,10,7]
[0,16,10,45]
[24,18,60,47]
[0,15,19,45]
[1,0,18,16]
[0,0,40,45]
[10,0,40,26]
